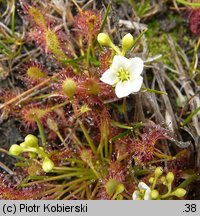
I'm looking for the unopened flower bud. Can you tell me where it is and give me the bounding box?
[149,177,154,184]
[161,176,166,184]
[122,33,134,53]
[20,142,29,148]
[150,190,159,200]
[173,188,186,198]
[9,144,23,156]
[166,172,174,183]
[24,134,38,148]
[154,167,163,177]
[97,33,112,46]
[42,157,54,173]
[62,78,77,99]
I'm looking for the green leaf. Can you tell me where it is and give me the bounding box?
[182,106,200,126]
[99,3,110,33]
[131,29,148,49]
[176,0,200,7]
[109,130,131,143]
[142,87,167,95]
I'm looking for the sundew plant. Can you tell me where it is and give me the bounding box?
[0,0,200,200]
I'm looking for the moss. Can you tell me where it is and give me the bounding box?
[146,12,190,68]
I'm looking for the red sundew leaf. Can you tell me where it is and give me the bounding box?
[100,49,112,72]
[0,174,48,200]
[21,104,51,129]
[189,8,200,35]
[74,10,102,42]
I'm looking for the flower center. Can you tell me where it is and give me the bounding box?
[117,67,130,82]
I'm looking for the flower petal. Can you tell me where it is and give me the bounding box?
[112,55,130,70]
[144,188,151,200]
[129,76,143,93]
[132,190,140,200]
[128,57,144,76]
[138,182,149,190]
[115,76,143,98]
[100,68,117,85]
[115,80,133,98]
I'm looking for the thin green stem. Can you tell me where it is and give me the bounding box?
[182,106,200,126]
[86,44,91,66]
[56,184,79,200]
[56,130,67,146]
[78,120,97,155]
[160,182,172,199]
[23,147,47,158]
[151,177,158,190]
[98,120,109,159]
[176,0,200,6]
[177,174,198,189]
[55,178,88,199]
[110,42,122,55]
[90,164,101,179]
[35,116,46,148]
[21,171,94,186]
[53,167,87,171]
[154,151,175,160]
[142,87,167,95]
[49,101,68,112]
[37,186,62,199]
[89,182,101,200]
[63,183,90,200]
[11,2,15,36]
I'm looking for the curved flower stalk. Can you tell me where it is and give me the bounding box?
[132,167,187,200]
[100,55,144,98]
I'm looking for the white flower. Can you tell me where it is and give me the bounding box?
[132,182,151,200]
[100,55,144,98]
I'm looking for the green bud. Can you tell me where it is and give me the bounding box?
[149,177,154,184]
[122,33,134,53]
[24,134,38,148]
[97,33,112,46]
[150,190,159,200]
[161,176,166,185]
[20,142,29,148]
[173,188,186,198]
[9,144,23,156]
[166,172,174,183]
[62,78,77,99]
[154,167,163,177]
[42,157,55,173]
